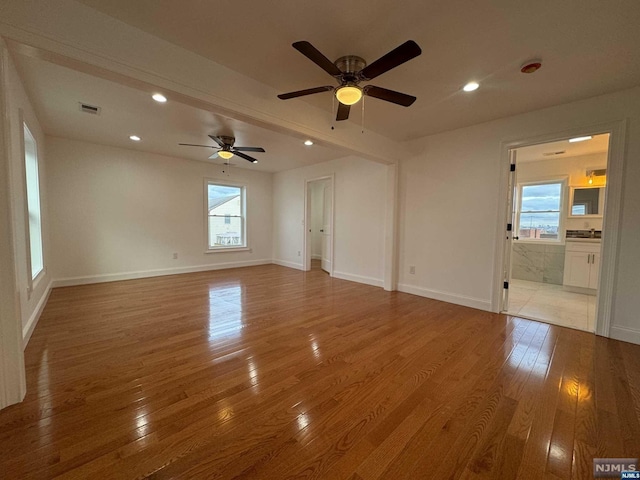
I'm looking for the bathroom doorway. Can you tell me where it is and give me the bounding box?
[502,133,609,332]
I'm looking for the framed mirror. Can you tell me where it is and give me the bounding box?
[569,186,605,217]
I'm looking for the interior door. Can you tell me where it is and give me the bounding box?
[502,149,518,312]
[321,184,332,273]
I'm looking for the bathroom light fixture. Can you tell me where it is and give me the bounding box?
[588,171,594,185]
[569,136,592,143]
[218,150,233,160]
[463,82,479,92]
[152,93,167,103]
[129,135,141,141]
[304,140,313,146]
[335,86,362,105]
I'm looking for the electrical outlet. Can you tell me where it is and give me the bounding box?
[173,252,178,259]
[409,266,416,274]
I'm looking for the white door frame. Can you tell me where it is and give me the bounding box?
[492,119,627,338]
[303,174,335,275]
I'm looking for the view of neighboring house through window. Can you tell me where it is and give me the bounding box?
[24,123,44,279]
[207,182,245,249]
[516,180,564,241]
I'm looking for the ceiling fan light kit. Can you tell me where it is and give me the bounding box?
[335,85,362,105]
[278,40,422,121]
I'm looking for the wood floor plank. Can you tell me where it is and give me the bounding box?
[0,264,639,479]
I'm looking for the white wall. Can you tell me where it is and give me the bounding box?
[517,152,608,231]
[273,156,386,287]
[398,86,640,343]
[46,137,273,283]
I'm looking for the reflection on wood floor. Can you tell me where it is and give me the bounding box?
[1,264,639,479]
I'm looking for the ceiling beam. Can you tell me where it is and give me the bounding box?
[0,0,407,164]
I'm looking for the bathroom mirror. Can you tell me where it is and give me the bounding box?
[569,187,605,216]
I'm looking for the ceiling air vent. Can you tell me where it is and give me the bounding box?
[78,102,101,115]
[542,150,566,157]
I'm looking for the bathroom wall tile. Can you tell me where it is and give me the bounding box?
[512,263,543,282]
[543,252,565,285]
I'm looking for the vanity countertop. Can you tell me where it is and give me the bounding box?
[565,238,601,243]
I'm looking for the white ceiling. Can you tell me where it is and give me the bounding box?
[13,54,344,173]
[75,0,640,141]
[516,133,610,163]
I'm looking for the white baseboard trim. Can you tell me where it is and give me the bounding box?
[311,254,322,260]
[332,271,384,288]
[272,259,304,271]
[397,283,492,312]
[609,325,640,345]
[23,280,52,349]
[52,259,272,288]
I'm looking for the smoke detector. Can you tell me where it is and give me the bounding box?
[520,60,542,74]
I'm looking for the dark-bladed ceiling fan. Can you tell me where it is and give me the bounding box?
[278,40,422,122]
[179,135,265,163]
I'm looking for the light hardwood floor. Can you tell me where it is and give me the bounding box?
[1,264,639,479]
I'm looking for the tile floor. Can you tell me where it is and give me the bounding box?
[505,279,596,332]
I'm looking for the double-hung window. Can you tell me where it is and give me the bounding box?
[206,181,246,250]
[516,180,565,242]
[24,123,44,279]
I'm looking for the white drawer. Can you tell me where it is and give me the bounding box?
[565,241,601,253]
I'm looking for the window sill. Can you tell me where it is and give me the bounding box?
[205,247,251,254]
[515,240,565,246]
[28,268,46,300]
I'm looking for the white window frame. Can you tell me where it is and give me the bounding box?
[204,179,249,253]
[22,120,45,291]
[515,177,567,244]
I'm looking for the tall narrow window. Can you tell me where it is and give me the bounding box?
[24,123,44,279]
[206,182,246,249]
[516,180,564,242]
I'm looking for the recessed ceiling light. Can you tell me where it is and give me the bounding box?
[463,82,479,92]
[304,140,314,146]
[129,135,141,141]
[152,93,167,103]
[568,136,592,143]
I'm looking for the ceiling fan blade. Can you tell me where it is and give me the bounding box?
[208,152,219,159]
[336,102,350,121]
[292,41,342,77]
[208,135,226,147]
[359,40,422,80]
[232,150,259,164]
[233,146,266,152]
[179,143,219,148]
[278,86,334,100]
[363,85,416,106]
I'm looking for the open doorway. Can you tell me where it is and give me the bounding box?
[502,133,610,332]
[304,175,334,275]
